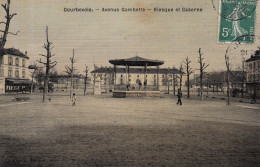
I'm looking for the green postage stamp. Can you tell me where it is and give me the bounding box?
[219,0,257,43]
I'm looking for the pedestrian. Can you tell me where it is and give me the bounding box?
[251,93,256,104]
[72,93,77,106]
[177,89,182,105]
[126,83,130,91]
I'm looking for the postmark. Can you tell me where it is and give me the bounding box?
[218,0,257,44]
[224,34,259,75]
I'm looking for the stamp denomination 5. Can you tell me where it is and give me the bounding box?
[218,0,257,44]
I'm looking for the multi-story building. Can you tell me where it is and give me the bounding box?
[0,48,30,93]
[246,49,260,96]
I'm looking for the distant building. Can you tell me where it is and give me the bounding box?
[0,48,30,93]
[92,67,183,86]
[246,50,260,96]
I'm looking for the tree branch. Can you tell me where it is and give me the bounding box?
[36,59,47,65]
[0,30,19,35]
[9,13,17,20]
[39,54,47,58]
[50,53,55,58]
[50,61,57,69]
[1,4,7,12]
[8,31,19,35]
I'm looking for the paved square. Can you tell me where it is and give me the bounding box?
[0,94,259,166]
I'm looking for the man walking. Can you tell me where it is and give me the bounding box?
[177,89,182,105]
[72,93,77,106]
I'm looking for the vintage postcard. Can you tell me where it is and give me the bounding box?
[0,0,259,166]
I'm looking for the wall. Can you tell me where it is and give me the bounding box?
[0,77,5,94]
[0,54,29,79]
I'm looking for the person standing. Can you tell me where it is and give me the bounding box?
[72,93,77,106]
[177,89,182,105]
[251,92,256,104]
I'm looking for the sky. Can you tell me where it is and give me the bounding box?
[1,0,260,74]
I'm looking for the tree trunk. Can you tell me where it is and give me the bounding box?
[187,74,190,98]
[84,80,87,96]
[200,73,203,100]
[84,71,88,96]
[30,78,33,95]
[0,0,12,50]
[180,75,182,91]
[70,72,73,98]
[227,71,230,105]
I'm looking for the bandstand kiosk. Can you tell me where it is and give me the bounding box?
[109,56,164,98]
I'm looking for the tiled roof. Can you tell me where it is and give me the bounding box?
[1,48,29,59]
[91,67,184,75]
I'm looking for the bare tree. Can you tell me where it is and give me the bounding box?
[29,63,39,95]
[224,46,231,105]
[183,57,194,98]
[178,63,184,91]
[65,49,76,98]
[84,65,89,96]
[37,26,57,102]
[198,48,209,100]
[0,0,19,52]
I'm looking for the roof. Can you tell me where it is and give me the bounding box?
[91,67,184,75]
[109,56,164,66]
[246,50,260,62]
[1,48,29,59]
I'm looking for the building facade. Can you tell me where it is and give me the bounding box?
[246,50,260,96]
[91,67,187,93]
[0,48,30,93]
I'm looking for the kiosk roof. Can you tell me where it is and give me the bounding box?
[109,56,164,66]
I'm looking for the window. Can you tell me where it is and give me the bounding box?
[0,68,3,77]
[162,75,164,78]
[8,68,12,77]
[249,63,252,70]
[137,75,139,78]
[15,58,19,66]
[248,74,252,82]
[129,74,131,77]
[8,56,13,65]
[22,59,25,67]
[22,70,26,78]
[129,79,131,82]
[15,69,19,78]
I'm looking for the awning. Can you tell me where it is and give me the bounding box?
[6,78,31,85]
